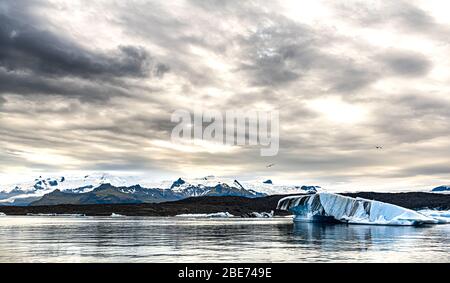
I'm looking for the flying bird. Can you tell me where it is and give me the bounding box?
[375,146,383,149]
[266,163,276,168]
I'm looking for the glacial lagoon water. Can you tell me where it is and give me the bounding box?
[0,216,449,263]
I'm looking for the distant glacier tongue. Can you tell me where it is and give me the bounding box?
[277,193,438,226]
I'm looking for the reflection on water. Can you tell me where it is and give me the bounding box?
[0,216,449,262]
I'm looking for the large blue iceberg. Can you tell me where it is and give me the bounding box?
[277,193,444,226]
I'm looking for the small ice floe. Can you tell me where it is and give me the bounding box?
[242,211,274,218]
[175,212,234,218]
[60,214,86,217]
[277,193,441,226]
[26,213,86,217]
[417,209,450,224]
[110,213,125,217]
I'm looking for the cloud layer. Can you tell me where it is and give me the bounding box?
[1,0,450,190]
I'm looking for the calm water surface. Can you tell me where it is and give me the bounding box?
[0,216,449,262]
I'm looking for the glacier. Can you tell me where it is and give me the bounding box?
[277,193,440,226]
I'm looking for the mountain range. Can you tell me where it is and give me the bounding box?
[0,173,320,206]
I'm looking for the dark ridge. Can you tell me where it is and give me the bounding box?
[170,178,186,189]
[0,192,449,216]
[0,195,288,216]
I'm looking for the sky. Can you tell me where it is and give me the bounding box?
[1,0,450,191]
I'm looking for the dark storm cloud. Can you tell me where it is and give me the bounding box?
[238,20,315,87]
[0,68,131,102]
[240,33,381,92]
[0,4,169,104]
[115,1,225,87]
[378,50,432,77]
[231,13,383,92]
[119,0,382,93]
[0,13,160,79]
[64,114,176,141]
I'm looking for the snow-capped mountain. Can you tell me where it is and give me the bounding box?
[30,181,267,206]
[163,177,263,197]
[432,186,450,193]
[0,173,320,206]
[1,173,137,193]
[0,173,140,205]
[143,175,321,196]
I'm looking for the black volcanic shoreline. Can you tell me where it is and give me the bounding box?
[0,192,449,216]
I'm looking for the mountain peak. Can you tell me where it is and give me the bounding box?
[170,178,186,189]
[233,179,245,190]
[94,183,115,191]
[432,185,450,192]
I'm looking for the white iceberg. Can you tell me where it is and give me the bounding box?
[110,213,125,217]
[175,212,234,218]
[417,209,450,224]
[0,212,6,216]
[277,193,439,226]
[243,211,274,218]
[25,213,86,217]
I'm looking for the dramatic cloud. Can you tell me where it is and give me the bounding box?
[378,50,432,77]
[1,0,450,191]
[0,4,168,102]
[0,15,153,78]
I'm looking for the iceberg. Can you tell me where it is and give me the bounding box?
[242,211,274,218]
[175,212,234,218]
[0,212,6,216]
[110,213,125,217]
[25,213,86,217]
[277,193,439,226]
[417,209,450,224]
